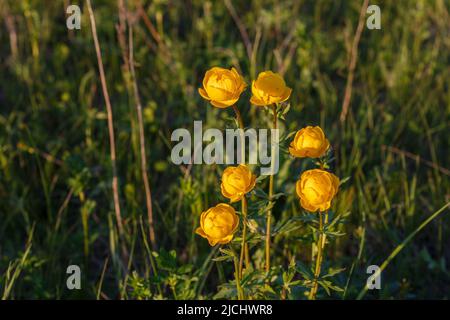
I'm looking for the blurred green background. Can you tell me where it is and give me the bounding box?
[0,0,449,299]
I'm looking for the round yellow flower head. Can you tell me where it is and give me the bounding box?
[289,126,330,158]
[196,203,239,246]
[221,164,257,203]
[250,71,292,106]
[296,169,339,212]
[198,67,247,108]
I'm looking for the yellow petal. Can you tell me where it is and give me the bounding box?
[216,234,234,245]
[210,100,233,108]
[195,227,207,238]
[208,238,218,246]
[198,87,210,100]
[289,146,305,158]
[300,198,318,212]
[250,95,266,106]
[279,87,292,102]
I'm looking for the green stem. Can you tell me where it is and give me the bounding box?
[309,211,327,300]
[265,105,277,272]
[195,246,219,298]
[239,197,249,277]
[232,105,250,274]
[232,105,245,162]
[139,217,162,296]
[233,252,244,300]
[357,202,450,299]
[232,105,244,131]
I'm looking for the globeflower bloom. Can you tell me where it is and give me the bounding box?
[196,203,239,246]
[289,126,330,158]
[296,169,339,212]
[221,165,256,203]
[198,67,247,108]
[250,71,292,106]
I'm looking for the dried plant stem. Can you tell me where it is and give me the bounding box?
[224,0,252,61]
[128,22,157,251]
[339,0,369,123]
[382,144,450,177]
[309,211,328,300]
[265,105,277,272]
[86,0,125,238]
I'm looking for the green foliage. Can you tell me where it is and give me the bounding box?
[0,0,448,299]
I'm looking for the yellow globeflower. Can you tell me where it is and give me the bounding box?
[289,126,330,158]
[221,164,257,203]
[250,71,292,106]
[198,67,247,108]
[296,169,339,212]
[196,203,239,246]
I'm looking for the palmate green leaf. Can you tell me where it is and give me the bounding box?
[318,279,344,295]
[296,261,314,280]
[212,255,233,262]
[240,269,259,286]
[261,284,277,296]
[218,248,235,258]
[282,270,295,284]
[128,271,152,299]
[296,213,317,223]
[241,268,268,288]
[152,249,177,272]
[272,218,303,236]
[214,283,236,299]
[177,264,194,274]
[285,130,297,140]
[324,230,346,238]
[289,256,296,270]
[254,201,275,216]
[281,103,291,116]
[339,176,351,186]
[255,174,269,183]
[247,198,269,214]
[270,192,285,200]
[254,187,269,199]
[246,219,259,233]
[325,210,350,230]
[174,274,198,300]
[322,267,346,279]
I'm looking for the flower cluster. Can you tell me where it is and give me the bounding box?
[195,164,256,245]
[198,67,292,108]
[289,126,339,212]
[196,66,339,242]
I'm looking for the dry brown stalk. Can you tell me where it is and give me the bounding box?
[86,0,125,239]
[339,0,369,123]
[127,18,157,250]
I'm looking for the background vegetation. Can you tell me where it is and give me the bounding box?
[0,0,449,299]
